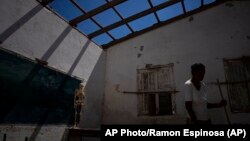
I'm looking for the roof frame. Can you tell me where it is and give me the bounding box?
[104,0,134,35]
[88,0,183,39]
[69,0,116,40]
[69,0,127,26]
[102,0,229,49]
[148,0,161,23]
[37,0,54,6]
[181,0,186,14]
[42,0,230,49]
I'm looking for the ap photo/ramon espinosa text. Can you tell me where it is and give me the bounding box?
[102,126,248,139]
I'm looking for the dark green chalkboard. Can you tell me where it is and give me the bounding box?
[0,49,81,125]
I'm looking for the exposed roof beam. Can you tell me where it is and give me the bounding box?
[37,0,54,6]
[70,0,85,13]
[69,0,127,26]
[113,7,134,33]
[201,0,204,6]
[104,0,134,33]
[181,0,186,14]
[148,0,160,23]
[69,0,115,40]
[102,0,228,49]
[88,0,182,39]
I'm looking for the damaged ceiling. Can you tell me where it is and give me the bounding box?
[38,0,229,49]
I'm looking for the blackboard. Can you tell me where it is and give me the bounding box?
[0,49,81,125]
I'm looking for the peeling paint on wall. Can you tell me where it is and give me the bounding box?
[188,16,194,22]
[137,53,142,58]
[225,3,234,7]
[140,46,144,52]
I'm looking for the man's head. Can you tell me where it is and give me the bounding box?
[191,63,205,81]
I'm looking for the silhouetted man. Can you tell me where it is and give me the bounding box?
[184,63,227,124]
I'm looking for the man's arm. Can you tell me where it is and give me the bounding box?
[185,101,197,123]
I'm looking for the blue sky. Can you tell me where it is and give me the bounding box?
[49,0,216,46]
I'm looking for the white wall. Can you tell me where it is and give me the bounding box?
[0,0,103,81]
[80,51,106,128]
[0,0,105,140]
[103,1,250,124]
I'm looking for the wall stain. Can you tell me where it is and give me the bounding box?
[189,16,194,22]
[225,3,234,7]
[145,64,153,68]
[140,46,144,51]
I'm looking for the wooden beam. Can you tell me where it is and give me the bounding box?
[122,90,179,94]
[70,0,85,13]
[69,0,115,40]
[38,0,54,6]
[102,0,228,49]
[181,0,186,14]
[201,0,204,6]
[148,0,161,23]
[88,0,182,38]
[35,58,48,66]
[105,0,134,33]
[207,80,250,85]
[216,79,231,125]
[69,0,126,25]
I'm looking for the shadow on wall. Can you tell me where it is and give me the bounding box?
[0,4,43,44]
[40,25,72,62]
[67,40,90,76]
[0,2,95,140]
[0,39,93,140]
[79,51,106,128]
